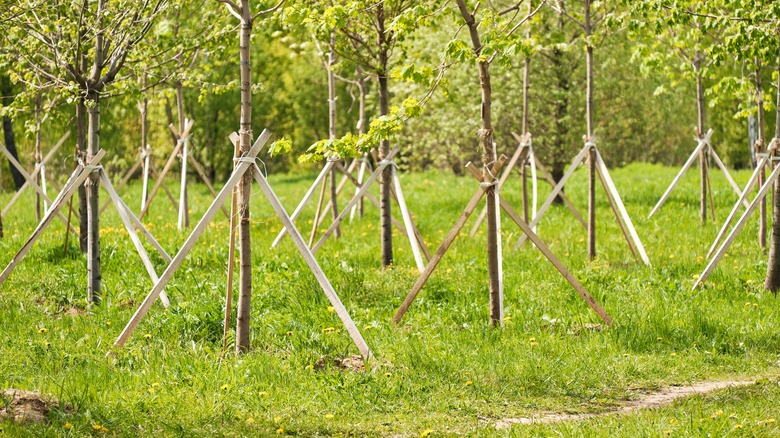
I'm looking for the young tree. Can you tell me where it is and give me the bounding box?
[215,0,283,354]
[2,0,167,302]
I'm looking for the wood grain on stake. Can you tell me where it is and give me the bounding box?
[112,131,270,350]
[596,162,639,259]
[100,171,170,308]
[707,153,772,258]
[595,150,651,266]
[393,187,486,324]
[498,196,612,325]
[694,162,780,289]
[391,165,425,272]
[0,150,106,286]
[252,165,371,359]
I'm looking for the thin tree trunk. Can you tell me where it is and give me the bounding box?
[235,1,254,354]
[456,0,502,326]
[377,3,393,268]
[521,0,532,222]
[176,82,189,228]
[34,94,42,221]
[764,39,780,292]
[327,34,340,238]
[76,97,88,253]
[357,67,366,217]
[585,0,596,260]
[86,90,101,304]
[0,76,24,190]
[695,54,707,225]
[755,58,766,248]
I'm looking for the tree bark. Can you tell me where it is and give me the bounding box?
[755,59,766,248]
[764,39,780,292]
[0,76,24,190]
[176,82,189,228]
[327,34,340,238]
[456,0,502,326]
[377,3,393,268]
[86,90,101,304]
[34,95,42,221]
[694,53,708,225]
[584,0,596,260]
[235,1,254,354]
[521,0,532,222]
[76,97,88,253]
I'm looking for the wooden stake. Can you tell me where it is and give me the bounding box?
[223,141,240,350]
[309,176,328,247]
[272,161,334,247]
[648,130,710,218]
[112,131,270,351]
[391,166,425,272]
[694,161,780,289]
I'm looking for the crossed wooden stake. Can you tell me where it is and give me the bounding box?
[112,130,371,359]
[0,149,172,308]
[1,133,79,238]
[649,129,747,220]
[137,119,229,226]
[513,140,651,266]
[470,132,589,237]
[393,154,613,326]
[693,138,780,289]
[98,145,177,216]
[274,146,431,272]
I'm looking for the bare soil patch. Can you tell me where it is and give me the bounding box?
[0,389,68,424]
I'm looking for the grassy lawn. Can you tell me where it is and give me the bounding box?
[1,161,779,436]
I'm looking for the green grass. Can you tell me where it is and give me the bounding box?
[1,161,779,437]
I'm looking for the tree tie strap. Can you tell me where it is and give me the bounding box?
[378,159,398,169]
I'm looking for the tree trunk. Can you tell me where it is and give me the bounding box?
[0,76,24,190]
[764,39,780,292]
[584,0,596,260]
[76,98,88,253]
[694,54,707,225]
[550,42,569,205]
[327,34,340,238]
[235,2,254,354]
[34,95,42,221]
[86,91,101,304]
[521,0,532,222]
[456,0,502,326]
[176,82,189,228]
[377,3,393,268]
[755,59,766,248]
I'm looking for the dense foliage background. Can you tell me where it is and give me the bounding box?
[0,1,776,187]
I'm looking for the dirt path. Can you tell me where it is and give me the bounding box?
[495,379,756,429]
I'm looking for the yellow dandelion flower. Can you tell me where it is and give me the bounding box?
[325,414,334,419]
[753,303,759,308]
[148,387,155,394]
[465,381,473,386]
[277,427,284,434]
[327,306,335,312]
[105,321,111,326]
[714,410,724,417]
[664,430,671,436]
[37,328,48,334]
[420,429,433,437]
[286,331,293,336]
[322,327,335,333]
[92,424,103,431]
[384,372,392,378]
[220,384,230,391]
[670,418,679,425]
[246,418,255,424]
[735,424,743,429]
[657,337,663,341]
[64,423,72,430]
[259,391,269,397]
[765,418,776,424]
[274,416,282,423]
[144,334,152,339]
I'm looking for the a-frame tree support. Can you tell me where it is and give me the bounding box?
[694,138,780,289]
[137,119,229,224]
[648,128,747,220]
[112,130,371,359]
[393,156,612,326]
[298,147,431,272]
[1,133,79,239]
[513,140,651,266]
[98,145,178,215]
[0,148,172,308]
[274,147,431,272]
